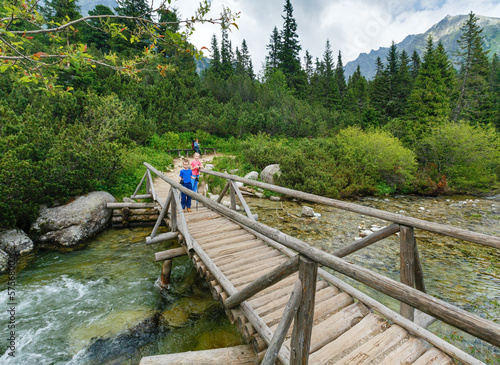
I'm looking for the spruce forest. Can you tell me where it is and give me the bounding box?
[1,0,500,230]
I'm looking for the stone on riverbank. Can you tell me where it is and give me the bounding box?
[260,164,281,185]
[30,191,116,249]
[0,228,34,255]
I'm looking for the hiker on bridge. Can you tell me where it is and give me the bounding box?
[191,153,203,193]
[179,159,193,212]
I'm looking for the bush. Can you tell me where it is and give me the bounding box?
[333,126,417,194]
[417,121,500,192]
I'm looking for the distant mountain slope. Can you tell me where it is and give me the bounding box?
[344,14,500,79]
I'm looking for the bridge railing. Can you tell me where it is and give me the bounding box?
[142,163,499,365]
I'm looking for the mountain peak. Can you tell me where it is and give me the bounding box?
[344,14,500,79]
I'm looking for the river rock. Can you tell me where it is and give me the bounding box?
[244,171,259,181]
[30,191,116,248]
[260,164,281,185]
[255,192,264,198]
[269,196,281,201]
[301,206,315,217]
[0,228,34,255]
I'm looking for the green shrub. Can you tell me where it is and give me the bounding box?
[417,121,500,192]
[333,126,417,192]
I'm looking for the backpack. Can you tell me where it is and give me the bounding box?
[191,140,195,149]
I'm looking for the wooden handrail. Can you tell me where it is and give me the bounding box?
[200,169,500,250]
[144,163,500,363]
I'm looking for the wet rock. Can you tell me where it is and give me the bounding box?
[0,228,34,255]
[30,191,115,248]
[244,171,259,180]
[359,230,373,238]
[260,164,281,185]
[269,196,281,202]
[301,206,315,217]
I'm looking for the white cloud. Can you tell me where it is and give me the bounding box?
[163,0,500,72]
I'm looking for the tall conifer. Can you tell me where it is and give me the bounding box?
[453,12,492,123]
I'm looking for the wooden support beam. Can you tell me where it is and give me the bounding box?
[230,180,237,210]
[150,190,172,238]
[225,255,300,309]
[170,189,178,232]
[155,246,187,262]
[414,239,427,293]
[333,223,400,257]
[261,279,302,365]
[230,180,256,220]
[132,171,147,198]
[131,194,152,199]
[147,231,179,245]
[107,202,156,209]
[217,182,230,203]
[160,260,172,289]
[400,225,416,321]
[290,257,318,365]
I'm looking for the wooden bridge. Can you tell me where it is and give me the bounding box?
[133,163,500,365]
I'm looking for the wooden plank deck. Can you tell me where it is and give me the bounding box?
[172,204,453,364]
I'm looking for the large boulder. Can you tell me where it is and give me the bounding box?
[30,191,116,248]
[260,164,281,185]
[0,228,34,255]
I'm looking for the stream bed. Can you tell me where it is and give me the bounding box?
[0,194,499,364]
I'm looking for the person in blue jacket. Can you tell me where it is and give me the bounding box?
[179,159,193,212]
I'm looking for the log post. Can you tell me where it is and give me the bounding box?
[261,279,302,365]
[217,182,231,204]
[170,189,178,232]
[150,190,172,239]
[290,256,318,365]
[160,259,172,289]
[414,239,427,293]
[400,225,416,321]
[230,180,237,210]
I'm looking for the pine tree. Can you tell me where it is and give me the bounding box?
[220,25,234,79]
[209,34,221,76]
[453,12,492,123]
[394,49,412,116]
[490,54,500,129]
[335,51,347,100]
[369,56,388,121]
[346,65,369,114]
[265,26,281,71]
[406,36,451,139]
[278,0,302,79]
[240,40,254,79]
[304,50,313,83]
[316,39,340,108]
[411,50,421,80]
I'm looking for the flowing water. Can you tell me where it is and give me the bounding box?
[0,227,243,364]
[0,195,498,364]
[247,194,500,364]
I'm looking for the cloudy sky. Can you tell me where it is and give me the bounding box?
[166,0,500,73]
